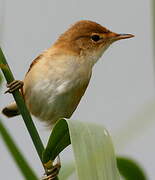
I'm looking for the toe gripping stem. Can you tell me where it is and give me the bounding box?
[5,80,24,94]
[42,156,61,180]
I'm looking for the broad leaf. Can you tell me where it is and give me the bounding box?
[59,162,75,180]
[117,157,147,180]
[43,119,120,180]
[59,156,148,180]
[67,119,120,180]
[42,119,71,163]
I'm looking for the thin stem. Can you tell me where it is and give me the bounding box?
[0,119,38,180]
[0,47,44,162]
[153,0,155,53]
[0,47,59,179]
[152,0,155,82]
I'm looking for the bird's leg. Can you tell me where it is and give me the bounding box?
[42,155,61,180]
[5,80,24,94]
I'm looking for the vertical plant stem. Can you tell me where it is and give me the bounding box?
[152,0,155,79]
[153,0,155,49]
[0,47,44,163]
[0,119,38,180]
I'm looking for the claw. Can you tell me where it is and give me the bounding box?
[41,165,60,180]
[5,80,23,94]
[41,156,61,180]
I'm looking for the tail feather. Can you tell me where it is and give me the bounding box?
[2,102,20,118]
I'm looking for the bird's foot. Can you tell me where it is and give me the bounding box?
[42,163,61,180]
[42,156,61,180]
[5,80,23,94]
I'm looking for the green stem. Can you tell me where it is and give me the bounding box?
[0,119,38,180]
[0,47,44,162]
[153,0,155,50]
[152,0,155,80]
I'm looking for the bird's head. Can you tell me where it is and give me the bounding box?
[53,20,134,66]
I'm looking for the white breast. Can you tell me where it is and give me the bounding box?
[23,54,92,125]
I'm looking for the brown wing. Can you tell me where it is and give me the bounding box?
[66,78,91,118]
[26,54,43,74]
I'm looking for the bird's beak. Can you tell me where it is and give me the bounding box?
[107,32,134,42]
[115,33,134,40]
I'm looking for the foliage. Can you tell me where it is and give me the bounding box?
[0,119,38,180]
[117,157,147,180]
[0,47,147,180]
[44,119,120,180]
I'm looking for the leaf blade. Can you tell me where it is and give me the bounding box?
[44,119,120,180]
[59,161,75,180]
[0,118,38,180]
[42,119,71,163]
[117,157,147,180]
[67,120,120,180]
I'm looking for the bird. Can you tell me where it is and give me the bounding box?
[2,20,134,127]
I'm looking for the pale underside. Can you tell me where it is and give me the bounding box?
[23,53,92,126]
[23,42,109,126]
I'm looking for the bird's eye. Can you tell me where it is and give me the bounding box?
[91,35,100,42]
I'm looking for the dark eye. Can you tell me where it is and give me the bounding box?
[91,35,100,42]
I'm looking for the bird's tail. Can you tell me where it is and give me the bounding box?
[1,102,20,118]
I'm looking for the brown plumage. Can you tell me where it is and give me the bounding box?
[2,20,134,126]
[27,54,43,73]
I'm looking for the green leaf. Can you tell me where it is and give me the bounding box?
[153,0,155,59]
[0,118,38,180]
[117,157,147,180]
[59,156,148,180]
[59,162,75,180]
[0,72,2,85]
[42,119,71,163]
[43,119,120,180]
[68,119,120,180]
